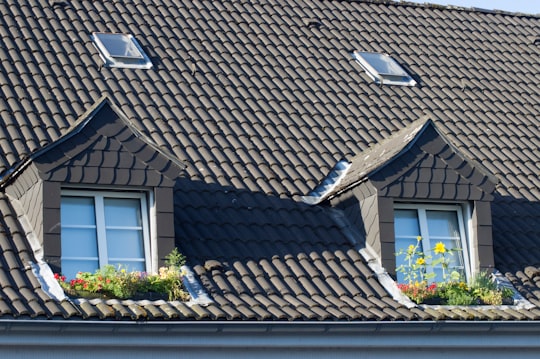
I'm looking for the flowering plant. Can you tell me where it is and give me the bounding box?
[55,248,189,301]
[397,282,438,304]
[395,239,513,305]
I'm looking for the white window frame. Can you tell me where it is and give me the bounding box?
[91,32,153,69]
[353,51,416,86]
[60,189,152,276]
[394,203,471,282]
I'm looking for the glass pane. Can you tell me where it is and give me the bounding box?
[426,210,460,239]
[61,259,99,280]
[61,228,98,257]
[108,260,145,273]
[358,52,407,76]
[394,209,422,283]
[61,197,96,226]
[426,210,465,281]
[106,229,144,259]
[104,198,142,227]
[394,209,420,238]
[96,33,142,58]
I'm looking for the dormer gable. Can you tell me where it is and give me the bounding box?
[29,97,184,186]
[321,117,498,278]
[2,97,185,276]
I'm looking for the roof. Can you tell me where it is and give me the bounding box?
[304,117,499,204]
[0,0,539,321]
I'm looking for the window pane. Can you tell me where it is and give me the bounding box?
[394,209,420,238]
[426,210,465,281]
[357,52,407,76]
[426,211,460,239]
[61,196,99,279]
[108,260,145,273]
[61,228,98,257]
[61,259,99,280]
[104,198,142,227]
[61,197,96,226]
[95,33,143,58]
[394,209,422,283]
[106,229,144,259]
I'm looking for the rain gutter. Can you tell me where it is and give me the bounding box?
[2,320,540,357]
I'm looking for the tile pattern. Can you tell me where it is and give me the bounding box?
[0,0,539,321]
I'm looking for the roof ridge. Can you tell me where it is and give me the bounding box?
[359,0,540,17]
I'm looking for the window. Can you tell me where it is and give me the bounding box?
[394,203,469,283]
[91,32,153,69]
[353,52,416,86]
[60,190,151,279]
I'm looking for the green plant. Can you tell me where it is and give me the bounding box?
[395,236,434,284]
[55,249,189,301]
[475,288,503,305]
[469,271,497,291]
[396,238,463,286]
[165,247,186,268]
[438,281,477,305]
[469,271,514,305]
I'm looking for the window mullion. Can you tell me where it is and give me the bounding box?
[138,194,151,273]
[94,195,108,267]
[455,206,471,279]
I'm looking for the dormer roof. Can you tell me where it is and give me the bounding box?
[320,117,498,202]
[1,97,185,189]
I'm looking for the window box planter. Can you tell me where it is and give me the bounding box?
[395,238,514,306]
[63,288,178,301]
[398,280,514,306]
[417,295,514,306]
[55,265,190,302]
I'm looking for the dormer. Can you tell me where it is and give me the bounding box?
[310,117,498,281]
[1,98,184,278]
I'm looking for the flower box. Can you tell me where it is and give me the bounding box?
[398,279,514,306]
[63,288,173,301]
[55,249,190,301]
[396,238,514,306]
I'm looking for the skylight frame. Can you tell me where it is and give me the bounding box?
[91,32,153,69]
[353,51,416,86]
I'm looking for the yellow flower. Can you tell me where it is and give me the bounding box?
[407,244,415,253]
[416,257,426,265]
[434,242,446,254]
[416,236,422,241]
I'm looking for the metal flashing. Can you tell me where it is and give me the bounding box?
[302,160,351,205]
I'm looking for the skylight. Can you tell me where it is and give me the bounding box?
[92,32,153,69]
[353,52,416,86]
